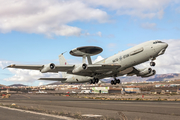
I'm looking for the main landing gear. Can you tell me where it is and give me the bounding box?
[111,78,120,85]
[89,78,99,84]
[150,61,155,66]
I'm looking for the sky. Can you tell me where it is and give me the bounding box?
[0,0,180,86]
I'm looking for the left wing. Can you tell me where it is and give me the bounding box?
[67,64,121,77]
[7,63,74,73]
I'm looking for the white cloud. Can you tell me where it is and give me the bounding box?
[108,43,117,51]
[154,39,180,74]
[141,22,157,30]
[0,60,12,69]
[83,0,178,19]
[2,39,180,84]
[93,56,104,63]
[97,31,102,37]
[0,0,179,37]
[176,6,180,13]
[38,82,44,86]
[81,31,102,37]
[95,39,180,75]
[0,60,62,83]
[0,0,109,36]
[4,68,62,83]
[136,39,180,74]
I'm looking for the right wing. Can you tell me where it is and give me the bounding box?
[6,64,43,70]
[39,78,67,81]
[7,64,74,73]
[7,63,121,77]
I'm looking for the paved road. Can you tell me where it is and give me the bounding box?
[0,94,180,120]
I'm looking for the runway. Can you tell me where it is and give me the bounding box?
[0,105,73,120]
[0,94,180,120]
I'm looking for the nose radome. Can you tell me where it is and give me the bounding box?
[164,43,168,48]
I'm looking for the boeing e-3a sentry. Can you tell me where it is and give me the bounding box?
[7,40,168,85]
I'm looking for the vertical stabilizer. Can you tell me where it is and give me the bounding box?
[59,53,67,78]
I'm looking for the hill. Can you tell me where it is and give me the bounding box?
[0,84,6,88]
[9,84,27,87]
[47,73,180,85]
[100,73,180,83]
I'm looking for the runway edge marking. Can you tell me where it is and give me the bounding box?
[0,105,77,120]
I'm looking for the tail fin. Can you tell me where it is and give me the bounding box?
[59,53,67,78]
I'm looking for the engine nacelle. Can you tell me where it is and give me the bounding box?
[138,68,152,76]
[72,63,88,73]
[40,63,55,73]
[142,70,156,77]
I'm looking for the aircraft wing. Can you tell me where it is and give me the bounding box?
[7,63,121,76]
[67,64,121,77]
[39,78,67,81]
[88,64,121,71]
[6,64,43,70]
[7,64,74,72]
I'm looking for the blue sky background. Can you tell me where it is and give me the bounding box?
[0,0,180,86]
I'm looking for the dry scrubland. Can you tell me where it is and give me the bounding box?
[69,93,180,101]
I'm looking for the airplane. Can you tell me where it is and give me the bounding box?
[7,40,168,85]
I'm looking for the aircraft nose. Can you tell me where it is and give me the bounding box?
[158,42,168,56]
[163,42,168,49]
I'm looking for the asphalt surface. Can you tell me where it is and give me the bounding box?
[0,106,71,120]
[0,94,180,120]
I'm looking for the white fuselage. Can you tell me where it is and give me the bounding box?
[63,40,168,83]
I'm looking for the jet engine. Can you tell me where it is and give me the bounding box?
[142,70,156,77]
[40,63,55,73]
[138,68,152,76]
[72,63,88,73]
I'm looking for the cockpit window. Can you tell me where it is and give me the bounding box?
[157,41,163,43]
[153,41,164,44]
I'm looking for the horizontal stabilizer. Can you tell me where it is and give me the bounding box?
[38,78,67,81]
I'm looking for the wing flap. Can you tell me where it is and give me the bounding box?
[88,64,121,70]
[71,64,121,76]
